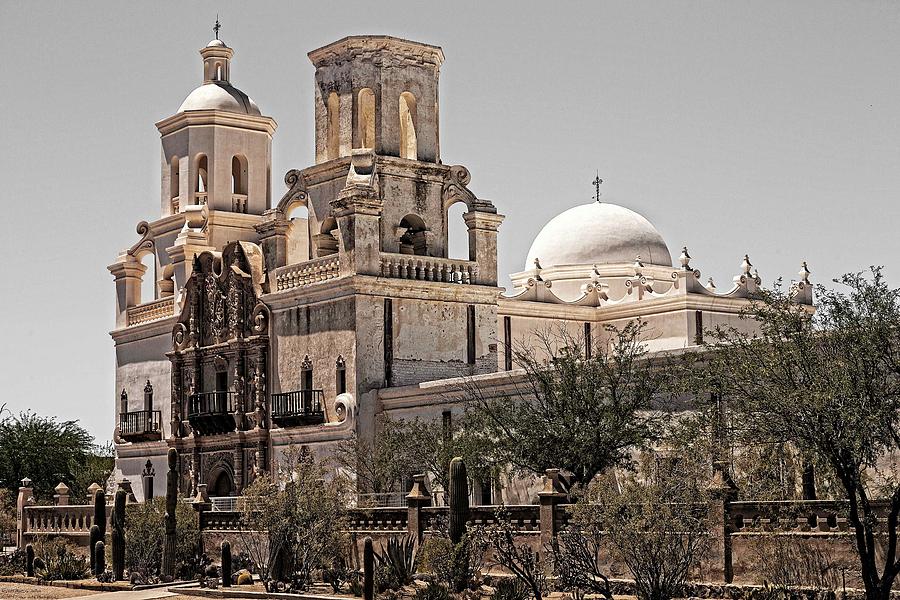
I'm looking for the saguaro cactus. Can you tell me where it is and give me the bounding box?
[25,543,34,577]
[89,524,101,574]
[161,448,178,579]
[363,537,374,600]
[448,457,469,545]
[111,489,126,581]
[95,541,106,575]
[93,488,106,538]
[221,540,232,587]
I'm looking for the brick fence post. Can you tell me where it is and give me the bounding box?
[707,462,738,583]
[538,468,568,548]
[16,477,34,549]
[406,473,431,544]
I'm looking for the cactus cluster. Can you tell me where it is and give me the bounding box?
[161,448,178,579]
[448,457,470,545]
[90,489,107,577]
[221,540,232,587]
[95,541,106,575]
[363,536,374,600]
[111,489,126,580]
[25,543,34,577]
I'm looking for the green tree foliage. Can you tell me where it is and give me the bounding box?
[704,268,900,600]
[465,321,668,486]
[562,449,711,600]
[337,414,492,502]
[238,446,349,592]
[124,496,199,579]
[0,411,106,501]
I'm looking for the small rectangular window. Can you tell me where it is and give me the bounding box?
[336,365,347,395]
[467,305,476,365]
[384,299,393,387]
[584,322,592,358]
[503,316,513,371]
[695,310,704,345]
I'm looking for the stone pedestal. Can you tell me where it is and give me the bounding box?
[406,473,432,543]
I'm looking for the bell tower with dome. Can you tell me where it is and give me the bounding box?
[157,36,275,220]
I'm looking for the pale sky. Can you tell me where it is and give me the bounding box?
[2,1,899,442]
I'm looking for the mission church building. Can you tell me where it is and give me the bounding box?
[108,32,813,504]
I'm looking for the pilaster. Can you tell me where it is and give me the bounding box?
[463,210,504,286]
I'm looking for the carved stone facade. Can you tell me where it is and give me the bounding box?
[109,34,811,504]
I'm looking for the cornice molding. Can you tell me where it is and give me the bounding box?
[156,110,277,136]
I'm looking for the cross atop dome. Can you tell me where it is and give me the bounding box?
[213,15,221,40]
[593,172,603,203]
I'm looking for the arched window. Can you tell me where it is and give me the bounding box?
[399,214,428,256]
[316,217,339,257]
[446,202,469,260]
[326,92,340,160]
[286,204,311,263]
[399,92,418,160]
[195,154,208,204]
[357,88,375,149]
[335,356,347,395]
[231,156,247,194]
[215,63,222,81]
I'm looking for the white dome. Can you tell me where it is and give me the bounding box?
[178,82,261,115]
[525,202,672,269]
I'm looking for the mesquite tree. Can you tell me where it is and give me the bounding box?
[464,321,668,487]
[705,268,900,600]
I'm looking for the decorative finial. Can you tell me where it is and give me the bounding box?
[679,246,691,270]
[706,277,716,291]
[534,257,542,270]
[592,172,603,203]
[741,254,752,276]
[799,261,811,284]
[214,15,221,40]
[633,255,644,276]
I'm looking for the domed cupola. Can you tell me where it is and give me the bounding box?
[177,38,261,115]
[511,191,673,301]
[525,201,672,269]
[155,27,276,220]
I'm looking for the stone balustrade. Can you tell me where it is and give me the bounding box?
[273,255,341,291]
[23,505,111,542]
[231,193,248,213]
[126,297,175,326]
[380,252,478,284]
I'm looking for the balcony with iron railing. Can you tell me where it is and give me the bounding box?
[270,389,326,427]
[188,391,237,435]
[119,410,162,442]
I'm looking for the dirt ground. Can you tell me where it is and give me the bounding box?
[0,582,96,599]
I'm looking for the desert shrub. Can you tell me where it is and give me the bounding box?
[375,535,417,588]
[750,536,849,591]
[0,548,25,576]
[418,534,483,592]
[322,557,355,593]
[34,537,89,581]
[550,524,613,600]
[471,508,547,600]
[415,581,452,600]
[124,496,199,578]
[493,578,530,600]
[239,446,350,591]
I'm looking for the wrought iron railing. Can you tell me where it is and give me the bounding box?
[270,389,325,426]
[119,410,161,439]
[188,391,235,417]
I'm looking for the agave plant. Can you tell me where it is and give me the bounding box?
[375,535,418,587]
